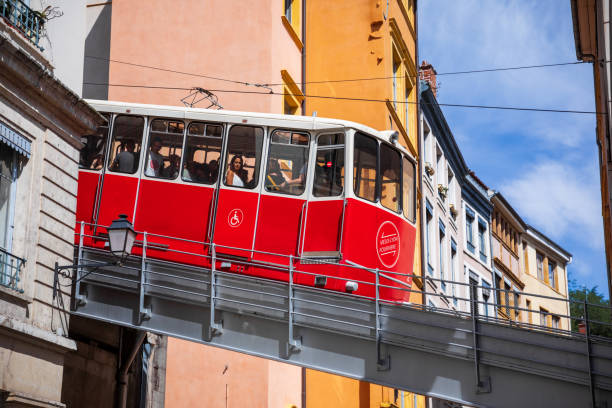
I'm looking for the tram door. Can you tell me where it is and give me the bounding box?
[76,114,110,241]
[211,125,264,259]
[253,129,310,270]
[95,115,145,238]
[300,132,346,258]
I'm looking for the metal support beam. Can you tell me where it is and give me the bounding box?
[209,244,222,338]
[139,232,151,323]
[73,249,612,408]
[287,255,301,357]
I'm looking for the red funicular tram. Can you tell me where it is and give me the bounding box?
[77,101,417,301]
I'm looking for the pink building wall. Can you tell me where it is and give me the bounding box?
[105,3,304,406]
[107,0,302,113]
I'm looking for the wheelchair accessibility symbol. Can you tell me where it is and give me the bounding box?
[228,209,244,228]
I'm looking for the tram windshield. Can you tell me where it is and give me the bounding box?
[265,130,309,196]
[108,115,144,174]
[183,122,222,184]
[79,113,109,170]
[313,133,344,197]
[223,125,264,189]
[145,119,184,180]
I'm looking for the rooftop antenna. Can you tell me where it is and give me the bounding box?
[181,87,223,109]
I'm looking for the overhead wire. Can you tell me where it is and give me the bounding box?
[83,82,602,115]
[85,55,590,86]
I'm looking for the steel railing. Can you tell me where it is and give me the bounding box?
[1,0,44,50]
[0,246,25,292]
[71,221,612,341]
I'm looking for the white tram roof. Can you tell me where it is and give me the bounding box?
[86,99,411,156]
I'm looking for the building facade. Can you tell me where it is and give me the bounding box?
[571,0,612,301]
[419,75,494,317]
[0,7,102,407]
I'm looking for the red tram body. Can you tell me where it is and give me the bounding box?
[76,101,417,302]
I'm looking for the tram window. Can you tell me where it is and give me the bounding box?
[403,156,416,222]
[224,125,264,189]
[313,133,344,197]
[265,130,310,196]
[353,132,378,202]
[380,144,401,213]
[145,119,184,180]
[80,113,109,171]
[183,122,223,184]
[108,115,144,174]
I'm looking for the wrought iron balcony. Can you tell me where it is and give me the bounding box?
[1,0,45,50]
[0,246,25,292]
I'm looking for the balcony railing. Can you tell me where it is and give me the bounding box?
[1,0,45,50]
[0,247,25,292]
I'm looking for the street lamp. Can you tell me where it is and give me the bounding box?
[107,214,136,263]
[53,214,137,301]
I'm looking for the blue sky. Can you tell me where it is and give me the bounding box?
[418,0,607,294]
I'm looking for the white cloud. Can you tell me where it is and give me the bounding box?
[502,160,603,250]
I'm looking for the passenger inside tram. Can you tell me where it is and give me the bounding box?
[110,140,136,173]
[226,154,248,187]
[145,137,164,177]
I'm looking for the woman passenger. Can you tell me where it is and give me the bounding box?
[226,154,248,187]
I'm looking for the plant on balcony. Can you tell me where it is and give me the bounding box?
[425,162,435,176]
[449,203,458,218]
[438,184,448,200]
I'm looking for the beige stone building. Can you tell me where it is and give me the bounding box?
[521,225,572,331]
[0,9,102,407]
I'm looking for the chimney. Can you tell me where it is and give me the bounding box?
[419,60,438,97]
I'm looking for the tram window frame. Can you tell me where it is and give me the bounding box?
[223,125,264,190]
[264,129,310,196]
[144,118,185,181]
[402,155,416,223]
[79,113,110,171]
[182,121,223,185]
[107,115,145,175]
[379,143,402,214]
[353,132,378,203]
[313,133,345,198]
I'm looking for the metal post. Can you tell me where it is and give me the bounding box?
[376,268,390,370]
[470,280,490,393]
[209,243,222,337]
[286,255,301,356]
[74,221,86,306]
[139,232,151,323]
[584,300,597,408]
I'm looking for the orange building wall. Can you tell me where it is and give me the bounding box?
[165,339,302,408]
[304,0,422,405]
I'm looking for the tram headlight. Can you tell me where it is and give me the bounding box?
[107,214,137,264]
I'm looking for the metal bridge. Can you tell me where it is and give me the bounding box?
[61,223,612,408]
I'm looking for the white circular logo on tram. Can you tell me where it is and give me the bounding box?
[228,209,244,228]
[376,221,400,268]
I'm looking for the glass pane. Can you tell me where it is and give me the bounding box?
[108,115,144,174]
[80,114,109,170]
[403,157,415,221]
[380,144,401,213]
[145,119,184,179]
[224,126,264,189]
[353,133,377,202]
[0,145,13,249]
[313,133,344,197]
[265,130,309,196]
[183,122,223,184]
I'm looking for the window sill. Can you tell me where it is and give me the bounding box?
[281,16,303,51]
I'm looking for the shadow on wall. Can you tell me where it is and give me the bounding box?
[83,3,111,100]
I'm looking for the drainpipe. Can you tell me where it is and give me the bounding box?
[117,331,147,408]
[415,0,426,307]
[301,0,306,115]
